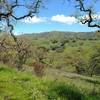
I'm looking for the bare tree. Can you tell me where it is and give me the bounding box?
[67,0,100,28]
[0,0,42,70]
[0,0,42,40]
[0,0,99,33]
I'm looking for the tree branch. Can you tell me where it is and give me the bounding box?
[76,0,100,28]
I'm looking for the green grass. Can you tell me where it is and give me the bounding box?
[0,63,100,100]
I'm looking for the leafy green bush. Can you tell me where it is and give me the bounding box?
[47,83,85,100]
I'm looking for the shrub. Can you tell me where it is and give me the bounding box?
[33,61,45,77]
[47,83,85,100]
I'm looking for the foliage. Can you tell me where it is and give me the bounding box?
[0,34,31,70]
[33,61,45,77]
[89,46,100,76]
[1,31,100,75]
[0,63,100,100]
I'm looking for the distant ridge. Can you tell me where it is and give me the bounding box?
[17,31,100,41]
[21,30,95,35]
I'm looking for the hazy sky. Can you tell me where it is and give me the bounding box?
[14,0,100,34]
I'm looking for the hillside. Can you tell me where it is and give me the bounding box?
[0,63,100,100]
[0,31,100,100]
[20,31,98,42]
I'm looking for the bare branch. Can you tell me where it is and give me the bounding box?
[0,0,42,35]
[75,0,100,28]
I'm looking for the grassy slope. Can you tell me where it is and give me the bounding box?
[25,31,100,72]
[0,64,100,100]
[0,31,100,99]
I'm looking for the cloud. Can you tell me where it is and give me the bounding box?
[21,16,45,24]
[20,13,100,25]
[80,14,100,20]
[79,14,100,25]
[92,14,100,19]
[51,14,77,25]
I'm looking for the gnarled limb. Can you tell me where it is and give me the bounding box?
[75,0,100,28]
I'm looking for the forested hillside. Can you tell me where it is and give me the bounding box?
[0,31,100,100]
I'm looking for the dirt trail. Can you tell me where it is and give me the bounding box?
[46,68,100,84]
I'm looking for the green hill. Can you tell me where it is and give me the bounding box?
[0,31,100,100]
[0,63,100,100]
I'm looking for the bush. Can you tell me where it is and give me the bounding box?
[47,83,85,100]
[33,61,45,77]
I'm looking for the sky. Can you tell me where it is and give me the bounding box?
[13,0,100,35]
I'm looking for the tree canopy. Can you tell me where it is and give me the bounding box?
[72,0,100,28]
[0,0,42,40]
